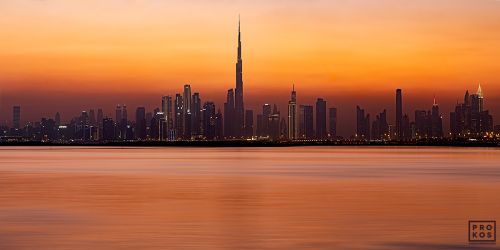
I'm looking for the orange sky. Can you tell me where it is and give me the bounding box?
[1,0,500,135]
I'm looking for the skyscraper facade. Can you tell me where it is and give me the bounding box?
[191,93,202,137]
[315,98,327,139]
[13,106,21,129]
[287,85,298,140]
[234,19,244,137]
[162,96,174,140]
[175,93,183,139]
[356,106,370,140]
[183,84,192,139]
[396,89,403,139]
[224,89,235,138]
[329,108,337,138]
[299,105,314,139]
[135,107,146,140]
[245,109,254,138]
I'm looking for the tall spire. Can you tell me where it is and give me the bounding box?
[237,15,241,61]
[234,15,244,137]
[433,95,437,106]
[477,83,483,98]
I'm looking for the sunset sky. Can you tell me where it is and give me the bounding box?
[1,0,500,136]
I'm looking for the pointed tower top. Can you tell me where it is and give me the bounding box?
[433,95,437,106]
[477,83,483,98]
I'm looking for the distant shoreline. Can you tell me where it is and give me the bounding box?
[1,140,499,148]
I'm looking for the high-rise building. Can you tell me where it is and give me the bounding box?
[268,105,280,140]
[245,110,253,138]
[135,107,146,140]
[315,98,327,139]
[262,104,272,137]
[356,106,370,140]
[191,93,202,137]
[431,98,443,138]
[234,18,245,137]
[299,105,314,139]
[13,106,21,129]
[396,89,403,139]
[183,84,192,139]
[203,102,216,140]
[450,84,492,137]
[175,93,183,139]
[371,110,388,140]
[89,109,96,126]
[55,112,61,126]
[287,85,298,140]
[224,89,235,138]
[329,108,337,138]
[97,109,103,127]
[102,118,115,141]
[414,98,443,139]
[162,96,174,140]
[215,109,224,140]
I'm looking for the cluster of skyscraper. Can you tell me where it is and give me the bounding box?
[1,21,499,143]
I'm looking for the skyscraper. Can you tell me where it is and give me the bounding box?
[97,109,103,127]
[175,93,183,139]
[450,84,492,137]
[13,106,21,129]
[183,84,192,139]
[431,97,444,138]
[315,98,327,139]
[203,102,216,140]
[55,112,61,126]
[191,93,202,137]
[245,109,254,138]
[89,109,96,126]
[135,107,146,140]
[329,108,337,138]
[224,89,235,138]
[287,85,298,140]
[234,18,245,137]
[162,96,173,140]
[262,104,272,137]
[356,106,370,140]
[299,105,314,139]
[396,89,403,139]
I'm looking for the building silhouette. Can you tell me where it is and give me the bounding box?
[396,89,402,139]
[234,18,245,137]
[316,98,327,139]
[191,93,202,138]
[299,105,314,139]
[371,110,389,140]
[13,106,21,129]
[135,107,146,140]
[175,93,183,139]
[224,89,235,138]
[356,106,370,140]
[245,109,254,138]
[329,108,337,139]
[287,85,298,140]
[203,102,216,140]
[162,96,174,140]
[450,84,493,137]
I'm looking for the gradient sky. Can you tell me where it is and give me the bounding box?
[1,0,500,136]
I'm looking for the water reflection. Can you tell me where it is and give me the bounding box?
[0,147,499,249]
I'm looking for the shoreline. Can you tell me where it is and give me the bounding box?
[1,140,499,148]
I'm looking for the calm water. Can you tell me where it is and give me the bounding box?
[0,146,499,250]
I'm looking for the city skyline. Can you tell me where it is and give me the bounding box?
[1,1,500,137]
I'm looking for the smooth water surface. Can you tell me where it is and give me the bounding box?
[0,147,499,249]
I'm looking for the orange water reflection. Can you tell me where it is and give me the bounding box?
[0,147,499,249]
